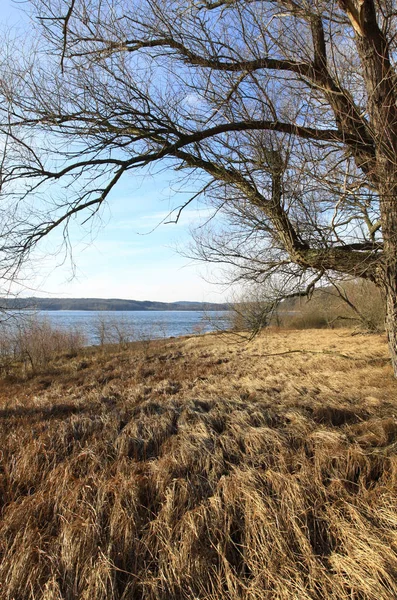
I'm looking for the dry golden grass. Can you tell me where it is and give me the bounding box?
[0,328,397,599]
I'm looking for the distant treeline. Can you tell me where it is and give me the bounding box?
[3,297,229,312]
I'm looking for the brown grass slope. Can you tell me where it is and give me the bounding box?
[0,329,397,600]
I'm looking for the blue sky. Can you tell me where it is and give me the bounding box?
[1,0,226,303]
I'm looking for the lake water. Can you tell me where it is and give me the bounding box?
[30,310,230,345]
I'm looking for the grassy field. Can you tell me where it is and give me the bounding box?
[0,328,397,599]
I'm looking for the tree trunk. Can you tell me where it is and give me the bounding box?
[379,175,397,377]
[341,1,397,375]
[385,286,397,376]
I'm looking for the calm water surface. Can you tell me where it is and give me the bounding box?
[35,310,230,345]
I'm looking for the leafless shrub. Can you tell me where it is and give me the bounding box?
[93,314,135,348]
[0,315,86,374]
[229,292,277,334]
[279,280,385,332]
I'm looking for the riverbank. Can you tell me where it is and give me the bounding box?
[1,329,396,599]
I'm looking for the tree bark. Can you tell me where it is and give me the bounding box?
[380,176,397,376]
[385,285,397,376]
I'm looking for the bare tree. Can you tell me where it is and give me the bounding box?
[0,1,397,370]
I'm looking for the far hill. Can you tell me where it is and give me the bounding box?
[4,297,229,312]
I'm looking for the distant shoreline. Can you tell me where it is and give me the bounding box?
[3,297,229,312]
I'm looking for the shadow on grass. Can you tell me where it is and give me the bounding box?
[0,403,90,421]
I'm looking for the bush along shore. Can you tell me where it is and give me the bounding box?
[0,327,396,599]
